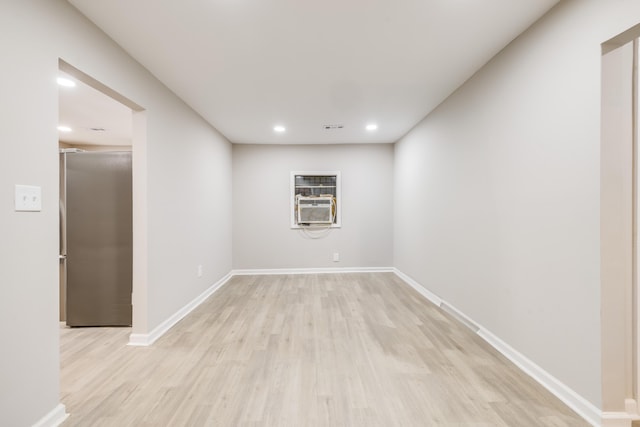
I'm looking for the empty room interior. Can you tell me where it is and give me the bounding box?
[3,0,640,426]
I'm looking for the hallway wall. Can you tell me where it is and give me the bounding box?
[0,1,232,425]
[394,0,640,412]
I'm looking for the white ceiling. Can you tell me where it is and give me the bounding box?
[67,0,560,145]
[58,71,132,146]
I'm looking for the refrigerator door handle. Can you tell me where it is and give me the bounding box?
[60,201,67,257]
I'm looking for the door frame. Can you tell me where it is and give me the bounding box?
[601,27,640,426]
[58,59,149,338]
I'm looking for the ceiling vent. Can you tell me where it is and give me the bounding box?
[322,124,344,130]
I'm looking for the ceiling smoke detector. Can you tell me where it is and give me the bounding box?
[323,124,344,130]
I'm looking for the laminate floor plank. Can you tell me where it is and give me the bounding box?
[60,273,589,426]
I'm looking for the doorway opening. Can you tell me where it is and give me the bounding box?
[601,25,640,425]
[57,59,148,337]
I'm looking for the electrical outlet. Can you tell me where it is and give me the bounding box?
[15,185,42,212]
[197,265,203,278]
[333,252,339,262]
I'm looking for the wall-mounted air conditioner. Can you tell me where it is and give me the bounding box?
[296,196,334,225]
[290,171,341,229]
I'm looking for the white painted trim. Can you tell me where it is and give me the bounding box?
[128,272,233,346]
[128,332,153,346]
[601,401,640,427]
[393,269,602,427]
[392,269,442,306]
[478,327,602,427]
[440,301,480,333]
[232,267,394,276]
[635,38,640,414]
[32,404,68,427]
[625,398,639,416]
[601,412,633,427]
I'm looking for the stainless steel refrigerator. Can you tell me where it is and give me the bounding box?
[60,151,132,327]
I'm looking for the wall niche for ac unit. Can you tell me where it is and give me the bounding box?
[290,171,341,228]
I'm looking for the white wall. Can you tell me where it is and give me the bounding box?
[0,1,232,425]
[146,104,232,328]
[394,0,640,410]
[233,144,393,270]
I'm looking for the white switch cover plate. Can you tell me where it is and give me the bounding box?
[15,185,42,212]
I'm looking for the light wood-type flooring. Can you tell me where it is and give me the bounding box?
[60,273,590,426]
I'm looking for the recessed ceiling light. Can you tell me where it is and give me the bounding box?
[366,123,378,131]
[57,77,76,87]
[58,125,72,132]
[274,125,286,133]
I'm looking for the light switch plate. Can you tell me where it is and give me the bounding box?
[15,185,42,212]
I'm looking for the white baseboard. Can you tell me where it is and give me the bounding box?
[32,403,68,427]
[440,301,480,333]
[393,269,442,306]
[231,267,395,276]
[393,269,602,427]
[478,327,601,426]
[128,332,153,346]
[602,402,640,427]
[601,413,635,427]
[128,272,233,346]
